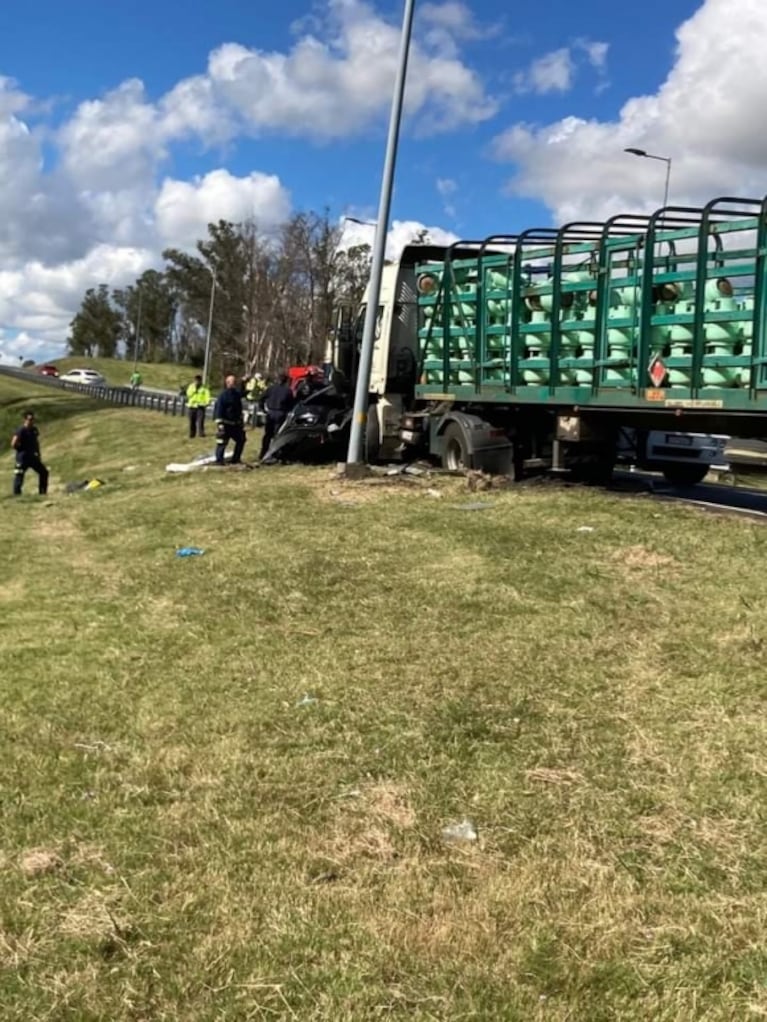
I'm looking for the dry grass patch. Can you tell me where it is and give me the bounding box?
[612,544,679,571]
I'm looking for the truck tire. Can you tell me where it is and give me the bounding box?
[365,404,380,463]
[442,422,472,471]
[661,463,709,486]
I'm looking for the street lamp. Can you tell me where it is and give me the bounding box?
[624,148,672,209]
[202,270,216,387]
[345,0,415,466]
[132,286,143,372]
[343,216,378,228]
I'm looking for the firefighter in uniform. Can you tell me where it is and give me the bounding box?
[11,410,49,496]
[259,373,295,461]
[213,374,247,465]
[186,375,211,438]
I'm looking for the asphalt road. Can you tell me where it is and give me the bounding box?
[616,471,767,520]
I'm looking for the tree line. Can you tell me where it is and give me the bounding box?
[68,211,372,377]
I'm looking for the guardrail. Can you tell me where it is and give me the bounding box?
[0,364,188,416]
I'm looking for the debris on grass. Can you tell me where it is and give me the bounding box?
[296,693,319,706]
[441,820,478,844]
[525,767,584,786]
[73,740,113,754]
[175,547,205,557]
[576,525,595,533]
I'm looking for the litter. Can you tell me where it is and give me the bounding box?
[576,525,595,533]
[175,547,205,557]
[65,479,105,493]
[425,488,443,499]
[296,694,319,706]
[166,452,232,473]
[449,501,494,511]
[441,819,478,844]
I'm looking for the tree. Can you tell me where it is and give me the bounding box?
[68,285,122,358]
[334,242,372,316]
[113,270,176,363]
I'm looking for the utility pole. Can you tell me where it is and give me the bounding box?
[132,287,143,371]
[624,148,673,209]
[345,0,415,466]
[203,271,216,386]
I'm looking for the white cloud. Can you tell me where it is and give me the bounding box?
[493,0,767,223]
[514,38,608,95]
[0,0,493,362]
[515,48,574,95]
[184,0,497,141]
[154,170,292,249]
[338,216,459,259]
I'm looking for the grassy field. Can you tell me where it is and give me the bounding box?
[32,356,198,392]
[2,377,767,1021]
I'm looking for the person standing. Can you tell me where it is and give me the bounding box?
[130,369,142,391]
[186,375,211,438]
[213,374,247,465]
[11,410,49,496]
[259,373,295,461]
[245,372,267,425]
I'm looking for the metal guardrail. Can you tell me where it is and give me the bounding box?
[0,365,188,416]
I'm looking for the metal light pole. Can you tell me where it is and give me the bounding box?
[624,148,672,209]
[202,271,216,386]
[132,287,143,371]
[345,0,416,465]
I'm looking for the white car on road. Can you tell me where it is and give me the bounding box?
[59,368,107,387]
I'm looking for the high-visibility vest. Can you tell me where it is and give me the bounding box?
[186,383,211,408]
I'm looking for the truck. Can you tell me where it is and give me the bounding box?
[280,195,767,483]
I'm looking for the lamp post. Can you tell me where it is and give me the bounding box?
[345,0,416,466]
[202,270,216,386]
[624,148,672,209]
[132,287,143,372]
[343,216,378,228]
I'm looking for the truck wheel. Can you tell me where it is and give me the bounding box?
[365,404,380,463]
[661,464,709,486]
[442,422,472,471]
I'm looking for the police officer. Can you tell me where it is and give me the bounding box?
[213,374,247,465]
[11,410,49,496]
[186,374,211,438]
[259,373,295,460]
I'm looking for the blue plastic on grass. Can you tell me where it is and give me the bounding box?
[176,547,206,557]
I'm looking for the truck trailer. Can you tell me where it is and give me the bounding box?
[324,195,767,483]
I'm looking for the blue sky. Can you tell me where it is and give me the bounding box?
[0,0,763,361]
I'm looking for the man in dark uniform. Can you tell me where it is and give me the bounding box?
[213,374,247,465]
[11,410,49,496]
[259,373,295,460]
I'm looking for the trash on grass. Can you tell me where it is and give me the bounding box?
[576,525,595,533]
[65,479,105,494]
[175,547,206,557]
[441,819,478,844]
[296,693,319,706]
[425,488,443,499]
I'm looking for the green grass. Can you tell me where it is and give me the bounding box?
[2,377,767,1020]
[32,356,198,391]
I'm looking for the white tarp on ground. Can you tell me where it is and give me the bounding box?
[165,452,231,473]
